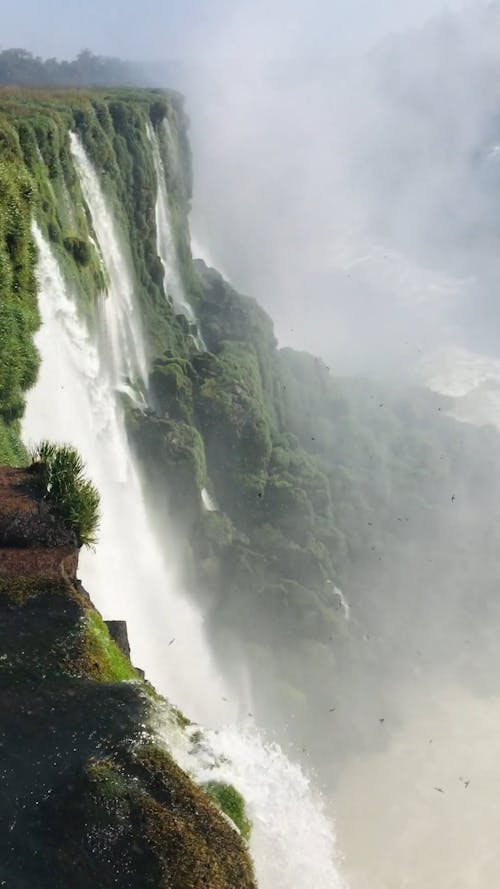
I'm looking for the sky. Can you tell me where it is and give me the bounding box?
[1,0,472,62]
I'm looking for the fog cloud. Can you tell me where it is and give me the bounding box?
[184,2,500,374]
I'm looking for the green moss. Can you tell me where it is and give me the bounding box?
[85,756,131,799]
[150,356,194,421]
[62,234,91,265]
[203,781,252,840]
[0,575,75,600]
[84,610,138,682]
[172,705,192,729]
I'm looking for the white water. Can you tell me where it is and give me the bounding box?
[162,716,345,889]
[69,133,148,387]
[201,486,217,511]
[199,727,345,889]
[422,345,500,430]
[23,224,228,726]
[147,122,202,334]
[22,140,346,886]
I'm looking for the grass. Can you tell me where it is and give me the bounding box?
[30,441,100,547]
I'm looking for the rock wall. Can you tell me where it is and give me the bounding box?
[0,465,256,889]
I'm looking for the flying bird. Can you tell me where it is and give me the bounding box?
[168,638,175,646]
[434,787,445,794]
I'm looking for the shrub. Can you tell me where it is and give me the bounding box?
[30,441,100,547]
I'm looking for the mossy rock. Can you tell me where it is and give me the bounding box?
[203,781,252,840]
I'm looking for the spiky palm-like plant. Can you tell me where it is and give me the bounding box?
[30,441,100,548]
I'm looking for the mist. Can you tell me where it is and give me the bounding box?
[175,2,500,377]
[178,6,500,886]
[4,0,500,886]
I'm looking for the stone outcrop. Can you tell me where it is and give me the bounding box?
[105,619,131,658]
[0,467,78,580]
[0,465,257,889]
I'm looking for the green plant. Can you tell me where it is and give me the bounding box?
[202,781,252,840]
[30,441,100,547]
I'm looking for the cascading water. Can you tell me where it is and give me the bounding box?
[147,121,203,338]
[69,133,148,387]
[197,726,344,889]
[23,223,228,727]
[22,138,347,888]
[194,727,345,889]
[155,709,346,889]
[201,487,217,511]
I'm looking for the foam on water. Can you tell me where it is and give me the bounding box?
[421,345,500,429]
[162,717,346,889]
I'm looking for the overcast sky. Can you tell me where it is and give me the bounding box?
[1,0,472,62]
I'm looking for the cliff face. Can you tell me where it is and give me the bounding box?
[3,85,500,789]
[0,467,256,889]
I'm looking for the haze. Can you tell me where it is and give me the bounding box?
[3,1,469,61]
[4,2,500,888]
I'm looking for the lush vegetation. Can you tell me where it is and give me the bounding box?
[30,441,100,547]
[0,85,194,463]
[133,257,500,771]
[3,84,500,787]
[0,120,39,464]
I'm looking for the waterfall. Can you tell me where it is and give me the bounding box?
[165,719,346,889]
[147,122,205,347]
[69,133,148,387]
[23,224,228,726]
[201,487,218,511]
[22,141,347,887]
